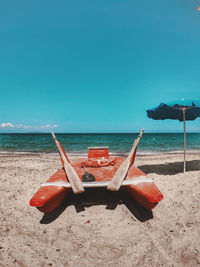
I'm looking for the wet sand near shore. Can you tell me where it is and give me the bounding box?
[0,152,200,266]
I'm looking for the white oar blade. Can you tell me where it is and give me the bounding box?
[63,160,85,193]
[51,131,85,194]
[107,160,130,191]
[107,129,144,191]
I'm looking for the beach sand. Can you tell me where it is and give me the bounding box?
[0,152,200,267]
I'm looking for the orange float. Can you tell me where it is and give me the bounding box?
[30,144,163,213]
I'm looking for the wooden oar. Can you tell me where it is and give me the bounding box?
[51,132,85,194]
[107,129,144,191]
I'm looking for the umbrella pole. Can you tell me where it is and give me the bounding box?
[183,108,186,173]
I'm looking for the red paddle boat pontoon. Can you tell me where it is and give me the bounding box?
[30,130,163,213]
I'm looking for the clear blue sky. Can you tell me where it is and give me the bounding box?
[1,0,200,133]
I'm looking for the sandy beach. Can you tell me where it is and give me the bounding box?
[0,152,200,267]
[1,0,200,266]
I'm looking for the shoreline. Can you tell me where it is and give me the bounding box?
[0,149,200,156]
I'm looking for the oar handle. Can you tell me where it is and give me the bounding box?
[129,128,144,157]
[138,128,144,139]
[51,131,56,141]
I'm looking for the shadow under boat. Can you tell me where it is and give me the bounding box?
[138,159,200,175]
[40,188,153,224]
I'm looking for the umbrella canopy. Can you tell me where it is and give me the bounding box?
[147,99,200,121]
[147,99,200,172]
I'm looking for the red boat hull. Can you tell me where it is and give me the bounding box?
[30,157,163,213]
[30,169,70,213]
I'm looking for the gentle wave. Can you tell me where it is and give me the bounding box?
[0,133,200,154]
[1,149,200,157]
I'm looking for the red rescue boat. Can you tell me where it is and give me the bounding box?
[30,133,163,213]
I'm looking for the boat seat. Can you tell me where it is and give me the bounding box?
[88,147,109,159]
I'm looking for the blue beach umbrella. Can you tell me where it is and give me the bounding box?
[147,99,200,172]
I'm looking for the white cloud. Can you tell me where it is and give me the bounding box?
[36,124,58,129]
[0,122,14,128]
[0,122,59,130]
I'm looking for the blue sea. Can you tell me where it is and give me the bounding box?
[0,133,200,155]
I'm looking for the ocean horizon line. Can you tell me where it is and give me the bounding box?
[0,132,200,134]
